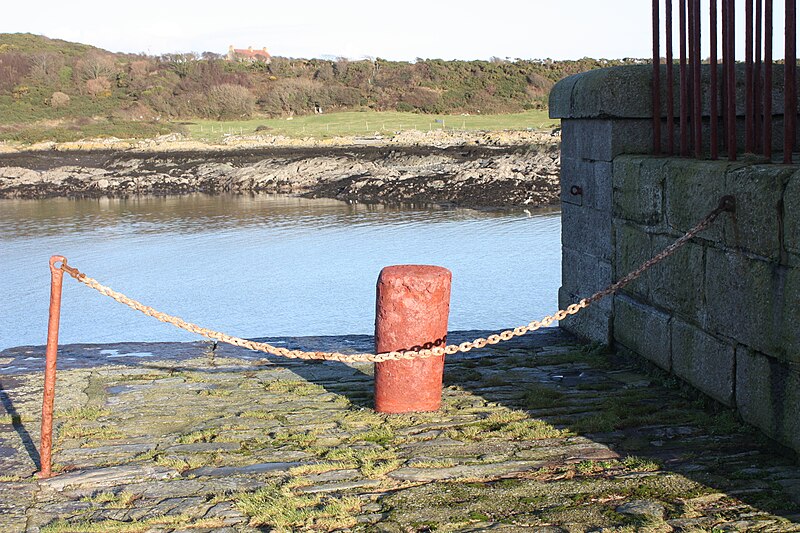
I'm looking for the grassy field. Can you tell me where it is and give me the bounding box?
[183,110,559,142]
[0,110,559,145]
[0,120,175,144]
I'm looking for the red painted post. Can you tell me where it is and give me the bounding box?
[37,255,65,479]
[374,265,451,414]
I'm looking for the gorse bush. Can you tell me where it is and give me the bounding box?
[49,91,69,108]
[85,77,111,98]
[199,83,256,119]
[0,52,31,92]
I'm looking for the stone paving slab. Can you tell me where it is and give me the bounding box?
[0,329,799,532]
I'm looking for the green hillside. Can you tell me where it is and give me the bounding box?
[0,33,644,143]
[0,33,106,59]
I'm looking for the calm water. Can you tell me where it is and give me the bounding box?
[0,194,561,351]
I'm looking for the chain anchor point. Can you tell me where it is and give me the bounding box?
[718,195,736,213]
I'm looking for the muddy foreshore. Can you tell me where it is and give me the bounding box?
[0,132,561,208]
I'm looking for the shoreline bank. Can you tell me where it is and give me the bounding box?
[0,130,561,208]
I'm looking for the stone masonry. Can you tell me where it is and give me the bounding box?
[551,65,800,455]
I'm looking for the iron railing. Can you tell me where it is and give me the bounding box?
[653,0,797,162]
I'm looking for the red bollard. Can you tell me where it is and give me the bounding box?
[37,255,65,479]
[374,265,451,413]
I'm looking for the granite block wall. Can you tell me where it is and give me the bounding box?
[551,65,800,454]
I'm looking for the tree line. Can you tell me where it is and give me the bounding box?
[0,34,646,124]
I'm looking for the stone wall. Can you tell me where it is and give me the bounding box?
[550,65,800,454]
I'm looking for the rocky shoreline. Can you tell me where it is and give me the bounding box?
[0,130,561,208]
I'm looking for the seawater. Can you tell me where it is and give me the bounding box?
[0,194,561,351]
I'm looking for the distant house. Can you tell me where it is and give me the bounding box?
[227,46,272,64]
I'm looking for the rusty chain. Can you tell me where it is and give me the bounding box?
[56,196,735,364]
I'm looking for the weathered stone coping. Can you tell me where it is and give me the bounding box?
[550,64,800,120]
[0,329,562,376]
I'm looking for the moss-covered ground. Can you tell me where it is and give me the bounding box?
[0,331,798,532]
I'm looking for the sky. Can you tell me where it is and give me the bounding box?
[1,1,787,61]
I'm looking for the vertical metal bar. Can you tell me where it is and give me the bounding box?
[711,0,720,159]
[746,0,755,152]
[755,0,764,153]
[722,0,729,155]
[688,0,696,152]
[654,0,662,155]
[667,0,675,155]
[680,0,689,155]
[693,0,703,158]
[726,0,737,160]
[37,255,65,480]
[785,0,797,163]
[765,0,773,158]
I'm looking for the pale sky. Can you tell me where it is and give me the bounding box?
[1,1,787,60]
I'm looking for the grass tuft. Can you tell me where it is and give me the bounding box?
[56,407,111,421]
[40,514,217,533]
[518,383,567,410]
[621,455,662,473]
[235,481,361,530]
[176,428,219,444]
[58,422,123,441]
[444,409,569,442]
[263,380,325,396]
[81,490,140,508]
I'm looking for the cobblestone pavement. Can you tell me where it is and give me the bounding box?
[1,329,798,532]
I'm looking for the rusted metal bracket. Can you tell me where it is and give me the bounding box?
[718,195,736,213]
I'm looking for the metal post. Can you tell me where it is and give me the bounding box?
[667,0,675,154]
[688,0,696,152]
[725,0,737,160]
[37,255,65,479]
[680,0,689,156]
[654,0,662,155]
[765,0,773,158]
[746,0,755,153]
[784,0,797,163]
[711,0,720,159]
[692,0,702,158]
[755,0,764,153]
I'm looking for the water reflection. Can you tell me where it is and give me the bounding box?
[2,195,553,238]
[0,194,561,350]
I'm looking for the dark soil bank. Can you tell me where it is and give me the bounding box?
[0,144,560,208]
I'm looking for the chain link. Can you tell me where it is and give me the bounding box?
[57,197,734,364]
